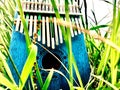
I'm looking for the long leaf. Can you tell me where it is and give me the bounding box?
[35,62,43,88]
[0,33,16,84]
[0,53,16,84]
[0,72,18,90]
[51,0,83,88]
[16,0,31,52]
[42,69,54,90]
[19,43,37,89]
[65,0,73,86]
[90,25,108,30]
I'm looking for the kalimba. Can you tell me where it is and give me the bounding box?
[8,0,90,89]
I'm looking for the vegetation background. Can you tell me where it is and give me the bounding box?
[0,0,120,90]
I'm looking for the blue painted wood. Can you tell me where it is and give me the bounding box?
[8,31,90,89]
[7,31,28,84]
[7,10,90,90]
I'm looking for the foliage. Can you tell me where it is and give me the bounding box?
[0,0,120,90]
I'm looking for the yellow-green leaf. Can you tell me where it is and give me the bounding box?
[19,43,37,89]
[42,69,54,90]
[0,72,18,90]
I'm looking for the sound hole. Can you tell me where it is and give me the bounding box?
[42,53,61,70]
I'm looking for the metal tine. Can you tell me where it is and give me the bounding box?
[78,18,83,31]
[26,0,30,10]
[34,15,37,34]
[60,0,64,12]
[42,16,45,44]
[71,1,74,14]
[78,0,80,6]
[20,21,24,33]
[46,16,50,47]
[37,15,41,42]
[75,17,81,34]
[46,0,49,11]
[58,25,63,44]
[75,0,79,13]
[42,0,45,11]
[50,16,55,49]
[29,15,33,36]
[59,0,62,12]
[69,0,72,14]
[73,0,76,13]
[58,17,63,44]
[51,37,55,49]
[54,17,59,45]
[71,17,78,35]
[48,0,51,11]
[69,18,74,37]
[35,0,38,10]
[22,0,26,10]
[16,15,20,32]
[38,0,42,10]
[31,0,34,10]
[49,0,53,11]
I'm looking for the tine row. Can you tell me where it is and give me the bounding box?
[14,15,82,49]
[20,0,81,15]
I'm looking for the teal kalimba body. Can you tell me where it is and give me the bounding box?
[8,0,91,89]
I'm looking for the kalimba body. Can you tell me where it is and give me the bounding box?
[8,0,91,89]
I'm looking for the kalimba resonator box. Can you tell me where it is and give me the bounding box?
[8,0,91,90]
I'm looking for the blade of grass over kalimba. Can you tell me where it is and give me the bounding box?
[15,0,40,89]
[38,15,41,41]
[0,35,16,84]
[42,69,54,90]
[51,0,84,88]
[64,0,73,86]
[0,73,18,90]
[35,62,43,88]
[50,0,66,40]
[65,0,83,88]
[16,0,31,53]
[19,44,37,89]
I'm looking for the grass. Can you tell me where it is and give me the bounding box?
[0,0,120,90]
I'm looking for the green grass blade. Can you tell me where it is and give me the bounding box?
[35,62,43,88]
[97,45,110,75]
[42,69,75,90]
[54,69,74,90]
[19,43,37,89]
[65,0,73,85]
[51,0,83,87]
[0,53,16,84]
[42,69,54,90]
[0,33,19,84]
[102,0,112,5]
[16,0,31,52]
[30,71,35,90]
[0,72,18,90]
[92,74,119,90]
[72,56,83,87]
[90,25,108,30]
[50,0,66,39]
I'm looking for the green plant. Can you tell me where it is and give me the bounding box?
[0,0,120,90]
